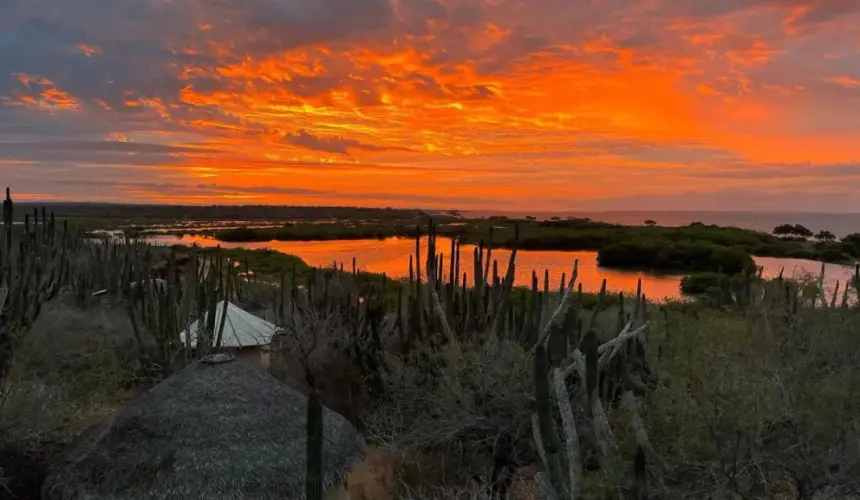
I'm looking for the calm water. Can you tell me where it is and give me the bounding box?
[465,210,860,239]
[150,234,857,301]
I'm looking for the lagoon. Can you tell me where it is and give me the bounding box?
[149,234,856,301]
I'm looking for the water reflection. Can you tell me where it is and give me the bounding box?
[149,234,856,301]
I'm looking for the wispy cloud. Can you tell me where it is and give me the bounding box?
[824,76,860,88]
[2,0,860,210]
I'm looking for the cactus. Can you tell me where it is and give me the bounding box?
[305,391,324,500]
[425,219,455,343]
[489,249,517,338]
[533,345,563,492]
[483,226,494,287]
[582,328,599,407]
[473,245,487,330]
[633,444,647,500]
[448,237,456,291]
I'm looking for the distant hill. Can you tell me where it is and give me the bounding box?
[13,203,428,222]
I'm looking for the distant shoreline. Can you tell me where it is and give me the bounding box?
[19,202,860,238]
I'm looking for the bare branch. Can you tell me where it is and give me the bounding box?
[532,260,579,350]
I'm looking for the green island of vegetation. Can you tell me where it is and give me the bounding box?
[3,191,860,499]
[207,216,860,277]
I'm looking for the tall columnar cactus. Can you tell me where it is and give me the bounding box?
[3,187,12,258]
[489,247,517,338]
[582,328,599,407]
[0,188,72,385]
[633,444,647,500]
[533,345,564,491]
[306,391,324,500]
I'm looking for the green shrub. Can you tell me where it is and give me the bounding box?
[680,272,756,295]
[709,246,756,274]
[597,238,670,269]
[680,273,721,294]
[841,239,860,258]
[598,238,755,273]
[216,227,270,242]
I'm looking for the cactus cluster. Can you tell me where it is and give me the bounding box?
[0,188,75,386]
[392,220,529,350]
[0,187,234,386]
[359,217,667,498]
[72,232,253,380]
[530,275,661,498]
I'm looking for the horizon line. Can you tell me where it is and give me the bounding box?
[9,199,860,217]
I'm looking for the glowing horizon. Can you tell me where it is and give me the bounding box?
[2,0,860,211]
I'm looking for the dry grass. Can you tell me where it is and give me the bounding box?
[0,301,138,498]
[1,302,136,450]
[647,300,860,498]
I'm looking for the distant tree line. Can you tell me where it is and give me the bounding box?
[771,224,860,261]
[772,224,841,242]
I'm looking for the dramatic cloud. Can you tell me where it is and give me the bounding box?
[284,129,412,155]
[2,0,860,210]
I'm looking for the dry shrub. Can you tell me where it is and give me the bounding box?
[0,301,138,499]
[270,341,367,422]
[648,300,860,498]
[268,286,393,423]
[2,302,136,447]
[366,338,535,494]
[268,293,362,418]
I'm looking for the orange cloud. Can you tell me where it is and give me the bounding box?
[3,0,860,210]
[75,44,102,57]
[4,73,80,110]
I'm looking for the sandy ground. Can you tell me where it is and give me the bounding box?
[346,448,396,499]
[344,448,541,500]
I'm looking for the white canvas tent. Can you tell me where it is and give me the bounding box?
[180,301,277,349]
[180,301,278,371]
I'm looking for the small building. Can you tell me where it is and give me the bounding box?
[179,300,278,371]
[41,354,367,500]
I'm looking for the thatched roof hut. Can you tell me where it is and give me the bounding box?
[41,354,367,500]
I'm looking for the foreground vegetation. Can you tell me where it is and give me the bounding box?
[2,192,860,499]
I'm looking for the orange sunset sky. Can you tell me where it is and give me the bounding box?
[1,0,859,211]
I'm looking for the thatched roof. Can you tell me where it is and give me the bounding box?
[180,301,278,348]
[42,355,366,500]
